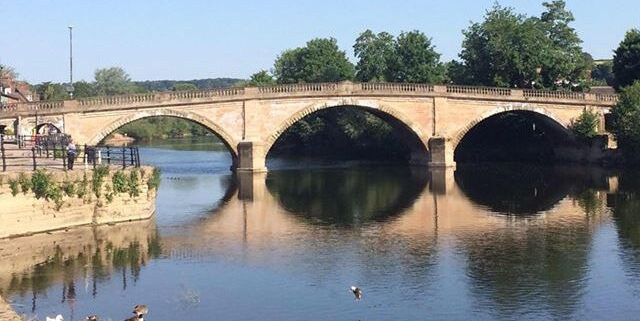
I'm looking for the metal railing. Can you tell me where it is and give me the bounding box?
[0,134,140,172]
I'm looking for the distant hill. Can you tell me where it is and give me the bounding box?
[134,78,244,92]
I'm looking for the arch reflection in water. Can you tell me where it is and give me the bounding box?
[8,151,640,320]
[454,164,576,215]
[265,167,429,226]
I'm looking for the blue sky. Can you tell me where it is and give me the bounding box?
[2,0,637,84]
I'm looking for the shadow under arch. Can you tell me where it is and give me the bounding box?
[454,109,574,163]
[265,167,429,227]
[454,164,574,216]
[264,101,430,163]
[88,109,239,160]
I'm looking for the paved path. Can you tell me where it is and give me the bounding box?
[2,142,68,172]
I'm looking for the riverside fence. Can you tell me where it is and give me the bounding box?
[0,134,140,172]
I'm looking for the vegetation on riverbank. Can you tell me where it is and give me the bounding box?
[2,166,160,210]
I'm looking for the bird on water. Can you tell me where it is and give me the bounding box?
[85,316,99,321]
[350,286,363,300]
[46,315,64,321]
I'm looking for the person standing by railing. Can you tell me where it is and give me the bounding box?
[67,139,77,170]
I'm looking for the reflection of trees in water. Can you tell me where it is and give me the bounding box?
[455,165,575,215]
[265,167,428,226]
[460,222,592,319]
[610,171,640,293]
[5,234,162,311]
[454,166,615,319]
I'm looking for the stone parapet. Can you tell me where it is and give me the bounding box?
[0,82,618,119]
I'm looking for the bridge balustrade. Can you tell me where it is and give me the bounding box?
[523,89,585,100]
[258,83,338,94]
[0,82,622,119]
[167,87,245,100]
[594,93,619,103]
[359,83,434,92]
[447,85,511,96]
[78,93,157,106]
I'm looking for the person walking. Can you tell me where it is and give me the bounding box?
[67,139,77,170]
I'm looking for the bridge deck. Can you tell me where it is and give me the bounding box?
[0,82,618,119]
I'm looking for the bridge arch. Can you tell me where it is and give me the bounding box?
[88,109,239,157]
[263,99,430,157]
[453,106,575,163]
[451,106,570,150]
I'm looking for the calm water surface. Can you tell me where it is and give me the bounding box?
[4,137,640,321]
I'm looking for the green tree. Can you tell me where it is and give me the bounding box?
[539,0,589,89]
[568,108,599,143]
[459,2,587,89]
[248,70,275,86]
[611,80,640,162]
[94,67,136,96]
[173,83,198,91]
[460,4,549,88]
[445,60,473,84]
[72,81,96,98]
[590,61,614,86]
[37,82,70,101]
[386,30,445,83]
[273,38,355,83]
[353,30,394,82]
[613,29,640,90]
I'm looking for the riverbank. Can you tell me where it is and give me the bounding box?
[0,166,158,238]
[103,132,136,145]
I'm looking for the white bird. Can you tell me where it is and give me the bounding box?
[46,315,64,321]
[350,286,363,300]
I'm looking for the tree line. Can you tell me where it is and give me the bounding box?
[2,1,640,162]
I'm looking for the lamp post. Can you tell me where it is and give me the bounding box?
[67,26,74,98]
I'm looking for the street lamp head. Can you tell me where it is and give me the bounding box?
[68,25,73,30]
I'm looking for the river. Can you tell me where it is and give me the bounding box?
[3,137,640,321]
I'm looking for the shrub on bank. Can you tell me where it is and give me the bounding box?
[2,167,157,210]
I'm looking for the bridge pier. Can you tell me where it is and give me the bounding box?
[428,137,456,168]
[236,141,267,173]
[237,171,268,201]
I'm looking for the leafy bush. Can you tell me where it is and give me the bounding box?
[112,170,128,194]
[569,108,600,143]
[128,169,140,197]
[76,173,89,199]
[31,170,52,199]
[18,173,31,194]
[104,184,114,203]
[92,165,110,197]
[611,81,640,162]
[8,179,19,196]
[62,181,76,197]
[147,167,161,191]
[48,185,64,210]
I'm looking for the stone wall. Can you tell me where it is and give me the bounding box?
[0,166,157,239]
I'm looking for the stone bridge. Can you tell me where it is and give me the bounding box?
[0,82,619,171]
